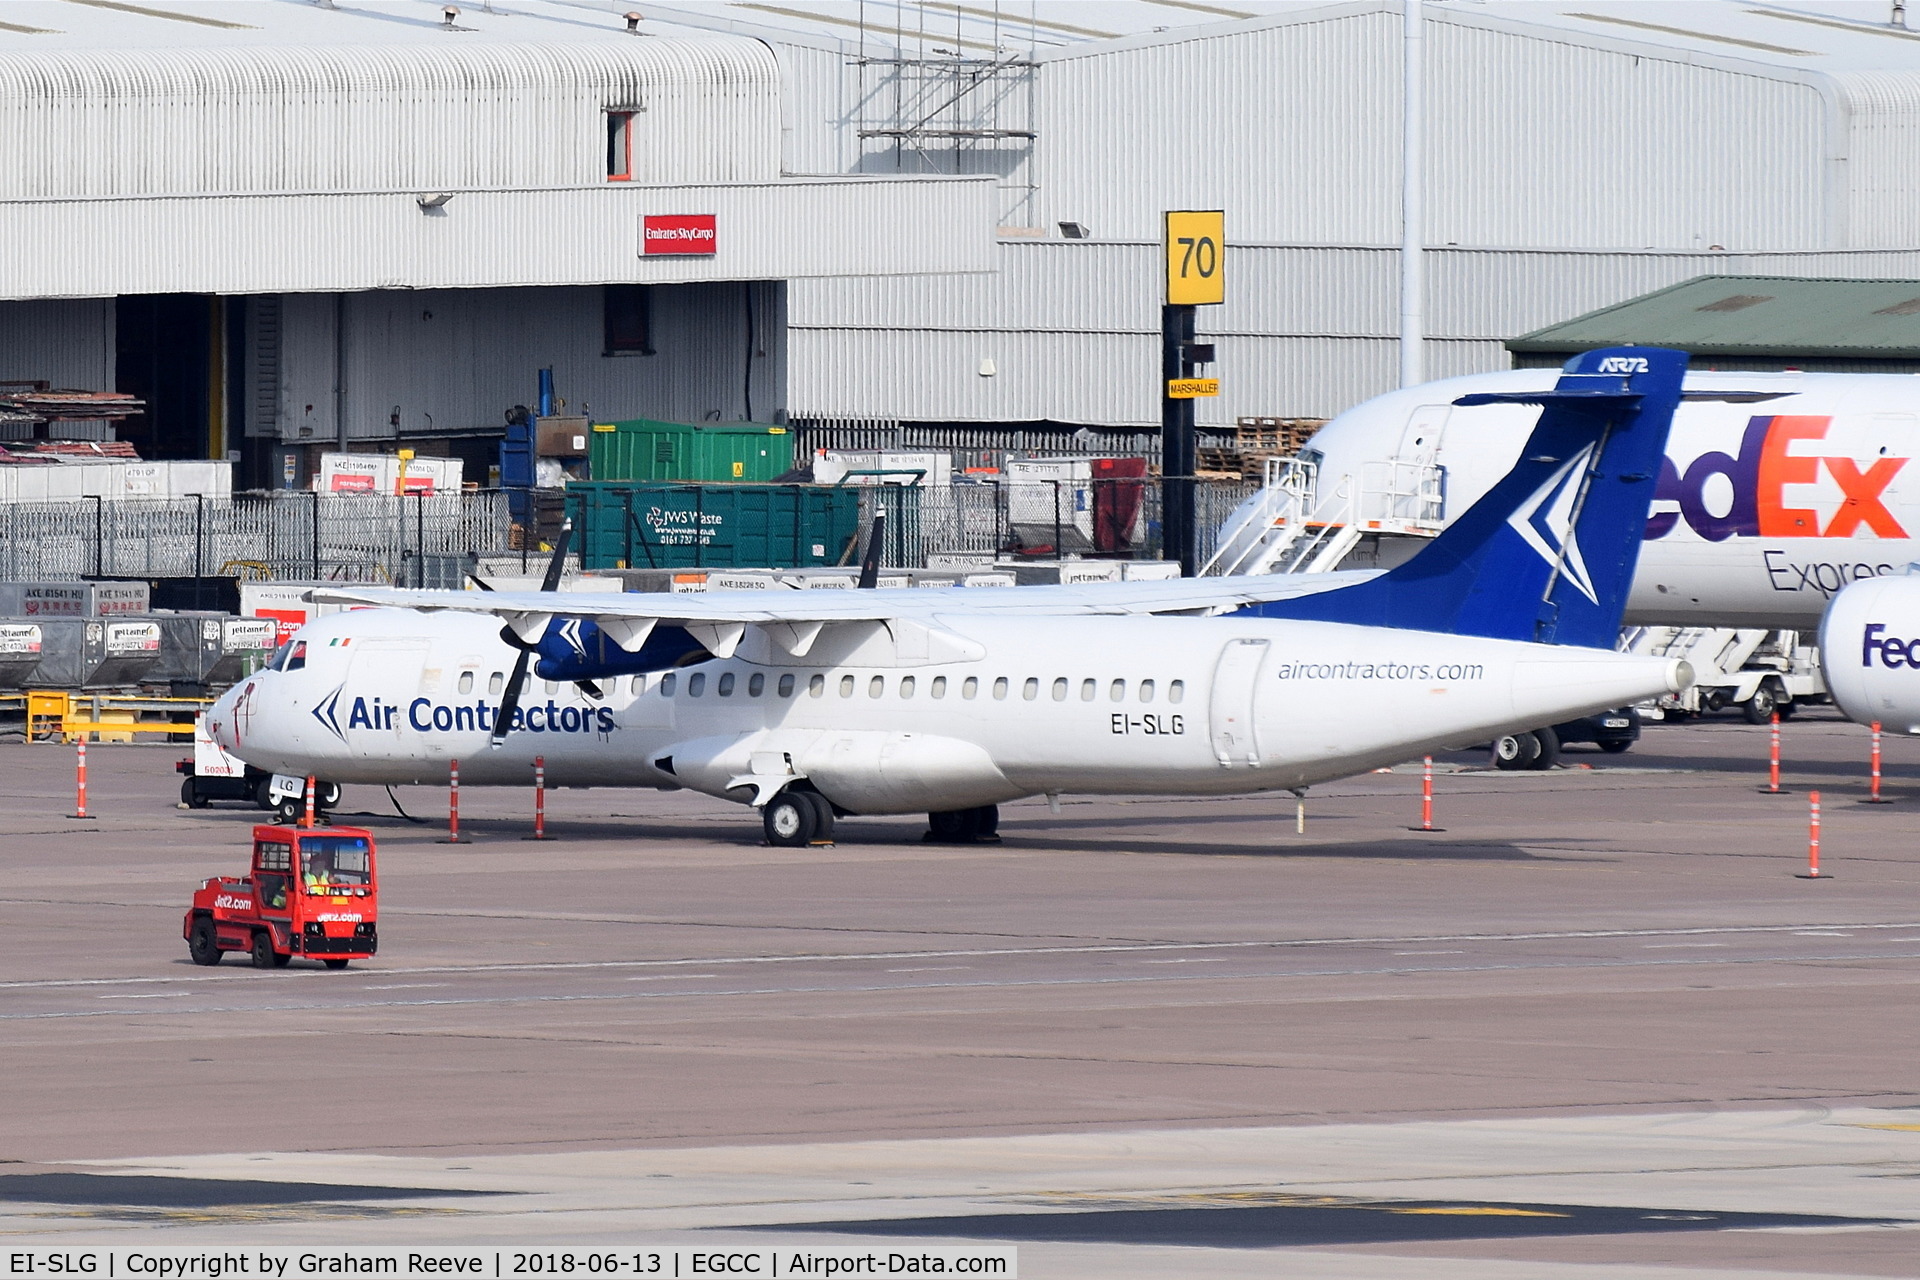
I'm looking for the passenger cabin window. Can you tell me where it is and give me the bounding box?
[868,675,885,699]
[840,675,856,698]
[543,680,558,696]
[687,673,705,697]
[899,676,916,698]
[963,677,979,700]
[606,110,635,180]
[809,674,825,698]
[1110,679,1125,702]
[457,671,474,695]
[1080,679,1096,702]
[1051,678,1068,702]
[489,671,504,695]
[778,674,795,697]
[717,672,735,697]
[1139,679,1155,703]
[992,677,1008,700]
[1022,678,1039,701]
[931,676,947,699]
[660,673,677,697]
[749,673,765,697]
[1168,680,1185,704]
[630,675,644,695]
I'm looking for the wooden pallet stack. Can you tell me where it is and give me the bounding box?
[1193,418,1325,481]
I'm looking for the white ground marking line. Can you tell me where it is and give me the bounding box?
[5,922,1919,991]
[625,975,718,981]
[1139,958,1231,964]
[1796,931,1854,937]
[94,992,190,999]
[884,967,972,973]
[1644,942,1730,949]
[14,952,1920,1022]
[361,983,452,991]
[1394,950,1467,956]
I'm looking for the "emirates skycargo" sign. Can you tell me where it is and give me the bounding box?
[642,214,717,256]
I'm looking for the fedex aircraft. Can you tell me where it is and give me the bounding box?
[1282,369,1920,628]
[1818,573,1920,736]
[207,348,1694,846]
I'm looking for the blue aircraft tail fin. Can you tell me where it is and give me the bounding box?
[1240,346,1687,647]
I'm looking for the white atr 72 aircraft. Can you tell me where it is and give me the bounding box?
[1273,368,1920,628]
[209,348,1695,846]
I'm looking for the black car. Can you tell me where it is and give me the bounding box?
[1491,708,1640,770]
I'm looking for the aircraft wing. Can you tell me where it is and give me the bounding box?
[307,572,1374,656]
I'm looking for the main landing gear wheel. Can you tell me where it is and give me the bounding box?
[763,791,819,848]
[798,791,835,844]
[925,805,1000,843]
[1492,732,1540,771]
[187,917,221,966]
[273,797,302,824]
[1526,725,1561,771]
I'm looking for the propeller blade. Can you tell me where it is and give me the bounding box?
[857,507,887,589]
[540,520,574,593]
[466,574,496,592]
[491,648,533,749]
[576,679,604,701]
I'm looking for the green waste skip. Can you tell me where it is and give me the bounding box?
[566,483,861,570]
[588,419,794,484]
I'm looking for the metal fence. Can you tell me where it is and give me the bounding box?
[0,481,1259,581]
[856,478,1256,568]
[0,491,513,584]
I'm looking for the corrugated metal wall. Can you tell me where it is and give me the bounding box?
[0,39,782,198]
[791,241,1920,423]
[271,283,786,444]
[0,298,114,389]
[1834,70,1920,248]
[0,176,998,300]
[1032,7,1833,250]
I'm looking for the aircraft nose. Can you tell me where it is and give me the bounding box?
[208,682,245,751]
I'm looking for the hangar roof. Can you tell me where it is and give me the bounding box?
[1511,275,1920,360]
[3,0,1920,74]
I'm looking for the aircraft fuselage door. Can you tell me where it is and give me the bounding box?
[1388,404,1452,521]
[1209,637,1269,766]
[345,640,431,741]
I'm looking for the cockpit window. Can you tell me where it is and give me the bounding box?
[285,641,307,672]
[301,836,371,889]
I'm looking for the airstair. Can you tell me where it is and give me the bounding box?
[1201,457,1446,577]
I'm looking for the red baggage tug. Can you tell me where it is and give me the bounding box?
[183,824,379,969]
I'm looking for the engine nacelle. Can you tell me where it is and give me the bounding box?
[1820,574,1920,733]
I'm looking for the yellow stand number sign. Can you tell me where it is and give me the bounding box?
[1164,210,1225,306]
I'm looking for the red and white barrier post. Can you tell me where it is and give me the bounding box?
[1758,712,1789,795]
[440,759,469,843]
[302,774,316,828]
[67,736,93,820]
[1796,790,1827,879]
[528,755,552,841]
[1864,721,1893,805]
[1409,755,1444,833]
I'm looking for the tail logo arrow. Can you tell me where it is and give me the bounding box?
[1509,444,1600,605]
